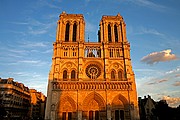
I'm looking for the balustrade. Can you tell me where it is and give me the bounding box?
[52,81,132,91]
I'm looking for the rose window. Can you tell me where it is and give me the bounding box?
[86,64,101,79]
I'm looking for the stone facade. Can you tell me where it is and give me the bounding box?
[45,12,139,120]
[0,78,31,119]
[29,89,46,120]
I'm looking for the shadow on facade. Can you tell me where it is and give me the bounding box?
[50,91,133,120]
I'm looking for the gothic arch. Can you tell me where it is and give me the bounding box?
[112,94,129,110]
[61,62,78,72]
[84,61,103,71]
[82,92,106,111]
[57,95,77,112]
[109,62,123,72]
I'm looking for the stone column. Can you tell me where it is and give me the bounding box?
[121,21,126,42]
[107,104,111,120]
[100,23,104,42]
[118,24,122,42]
[56,21,60,41]
[78,110,82,120]
[103,22,108,43]
[77,22,79,41]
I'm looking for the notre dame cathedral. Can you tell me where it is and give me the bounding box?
[45,11,139,120]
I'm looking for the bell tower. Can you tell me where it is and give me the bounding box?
[45,12,139,120]
[99,13,127,43]
[56,11,85,42]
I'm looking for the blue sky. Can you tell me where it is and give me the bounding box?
[0,0,180,107]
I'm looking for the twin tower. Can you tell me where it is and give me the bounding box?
[45,11,139,120]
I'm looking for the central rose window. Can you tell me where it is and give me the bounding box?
[86,64,101,79]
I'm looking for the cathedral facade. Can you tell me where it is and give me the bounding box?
[45,12,139,120]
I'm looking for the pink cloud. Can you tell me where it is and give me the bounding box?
[141,49,178,64]
[173,81,180,86]
[162,96,180,107]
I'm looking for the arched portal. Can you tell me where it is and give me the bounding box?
[57,96,77,120]
[111,94,129,120]
[82,92,106,120]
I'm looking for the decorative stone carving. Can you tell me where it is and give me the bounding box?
[85,64,101,79]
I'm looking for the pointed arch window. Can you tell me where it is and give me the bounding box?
[65,23,70,42]
[72,23,77,42]
[71,70,76,80]
[108,24,112,43]
[111,70,116,80]
[63,70,68,80]
[118,70,123,80]
[114,25,118,42]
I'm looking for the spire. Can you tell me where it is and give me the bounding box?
[88,34,90,42]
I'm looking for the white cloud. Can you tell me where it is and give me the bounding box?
[146,79,168,85]
[127,0,167,11]
[166,66,180,74]
[28,26,48,35]
[20,41,48,48]
[18,60,41,64]
[17,60,49,66]
[137,27,164,36]
[141,49,178,64]
[162,96,180,107]
[9,21,29,25]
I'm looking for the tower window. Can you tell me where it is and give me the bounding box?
[108,24,112,43]
[110,49,113,57]
[73,23,77,42]
[63,70,68,80]
[65,23,70,42]
[71,70,76,79]
[116,49,120,57]
[114,25,118,42]
[64,52,67,56]
[73,52,76,56]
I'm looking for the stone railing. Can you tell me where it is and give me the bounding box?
[52,81,132,91]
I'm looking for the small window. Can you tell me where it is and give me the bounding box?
[111,70,116,80]
[110,49,113,57]
[116,49,120,57]
[63,70,68,80]
[71,70,76,79]
[64,52,67,56]
[118,71,123,80]
[73,52,76,56]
